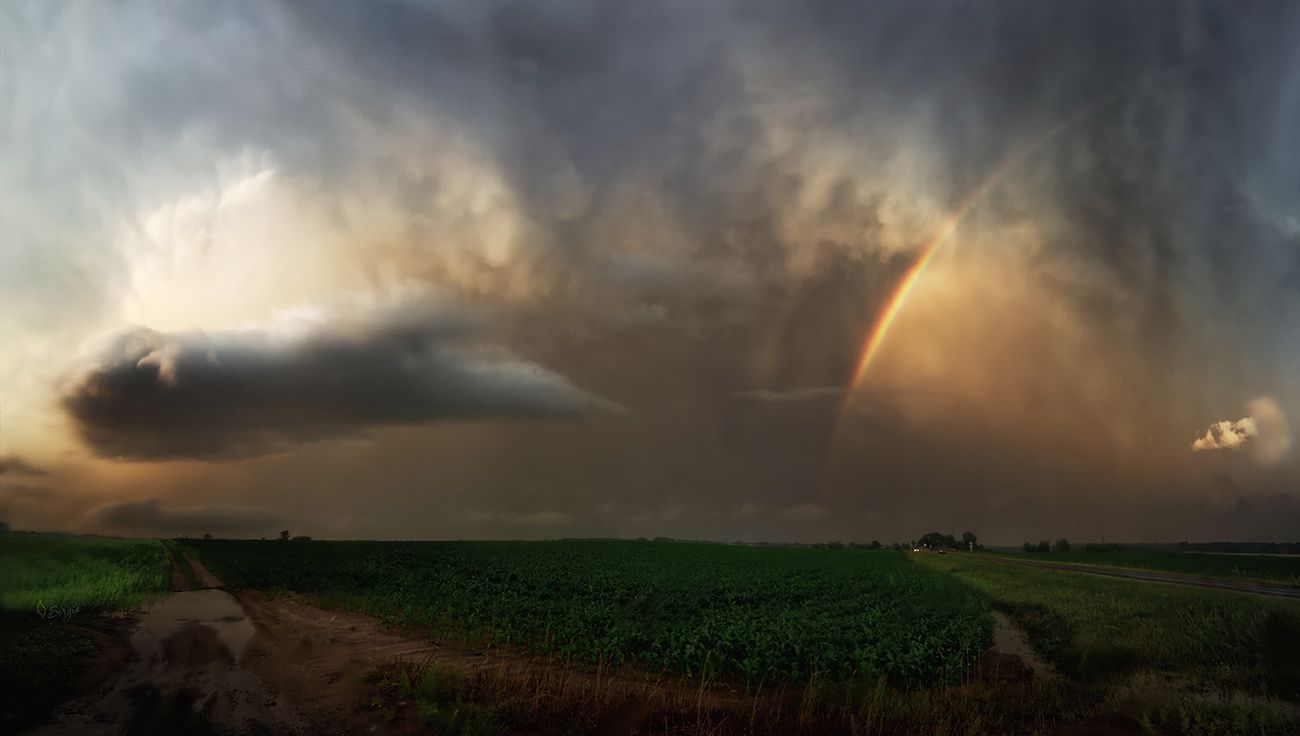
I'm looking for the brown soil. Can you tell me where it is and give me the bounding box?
[988,611,1054,679]
[184,552,224,590]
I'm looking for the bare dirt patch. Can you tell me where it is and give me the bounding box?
[988,610,1055,680]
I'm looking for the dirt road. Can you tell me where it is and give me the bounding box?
[978,555,1300,599]
[22,551,431,736]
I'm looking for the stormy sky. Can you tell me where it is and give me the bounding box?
[5,0,1300,543]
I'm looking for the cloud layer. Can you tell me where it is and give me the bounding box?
[0,456,48,476]
[86,498,282,535]
[4,1,1300,541]
[63,294,621,460]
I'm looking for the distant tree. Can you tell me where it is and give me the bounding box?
[918,531,957,550]
[1054,538,1071,553]
[1023,542,1035,553]
[279,529,290,541]
[961,531,978,551]
[870,540,881,549]
[0,521,9,535]
[1037,540,1051,553]
[203,532,212,540]
[828,540,844,549]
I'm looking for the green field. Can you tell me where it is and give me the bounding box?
[0,532,169,613]
[1005,548,1300,586]
[186,539,989,686]
[915,553,1300,730]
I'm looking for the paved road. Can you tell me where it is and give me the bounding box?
[976,555,1300,600]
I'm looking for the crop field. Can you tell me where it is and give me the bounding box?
[186,539,990,686]
[1006,548,1300,586]
[0,532,169,613]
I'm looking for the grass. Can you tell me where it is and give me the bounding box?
[187,539,991,687]
[916,554,1300,691]
[0,532,170,733]
[1,532,169,613]
[1003,548,1300,586]
[365,656,1116,736]
[914,553,1300,731]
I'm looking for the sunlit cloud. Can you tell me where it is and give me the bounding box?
[1191,396,1290,464]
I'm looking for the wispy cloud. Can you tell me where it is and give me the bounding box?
[728,387,844,404]
[86,498,282,534]
[0,456,49,476]
[783,503,828,522]
[461,509,573,526]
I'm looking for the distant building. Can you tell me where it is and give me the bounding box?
[0,521,9,535]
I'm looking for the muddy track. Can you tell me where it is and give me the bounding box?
[23,553,308,736]
[977,555,1300,599]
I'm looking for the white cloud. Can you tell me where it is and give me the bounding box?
[1191,396,1290,464]
[1191,417,1257,452]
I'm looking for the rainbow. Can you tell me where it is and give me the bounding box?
[824,95,1127,478]
[839,100,1119,407]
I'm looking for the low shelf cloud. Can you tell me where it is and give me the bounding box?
[62,294,623,461]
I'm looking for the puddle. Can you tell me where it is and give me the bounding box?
[133,589,256,664]
[23,590,301,735]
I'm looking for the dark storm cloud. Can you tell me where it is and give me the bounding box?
[0,456,48,476]
[86,498,282,534]
[62,295,623,460]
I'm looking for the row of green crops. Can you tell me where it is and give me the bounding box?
[0,532,169,613]
[187,539,990,687]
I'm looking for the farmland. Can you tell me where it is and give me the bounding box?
[1005,547,1300,586]
[186,538,990,687]
[8,533,1300,734]
[0,532,169,613]
[915,553,1300,730]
